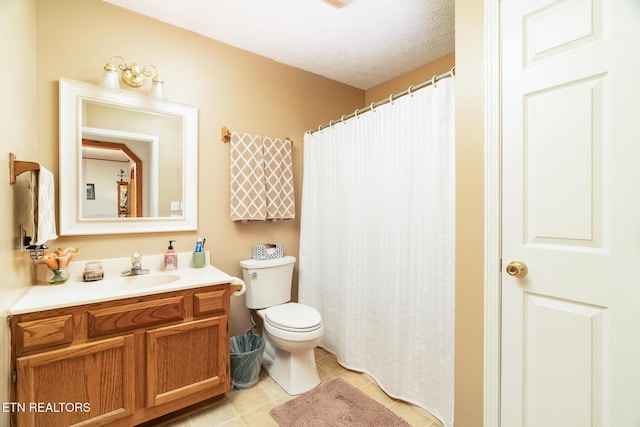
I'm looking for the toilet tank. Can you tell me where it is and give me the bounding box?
[240,256,296,309]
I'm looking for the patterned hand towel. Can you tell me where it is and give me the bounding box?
[263,137,295,221]
[230,132,267,221]
[30,166,58,245]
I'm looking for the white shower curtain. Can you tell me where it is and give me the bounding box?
[299,78,455,427]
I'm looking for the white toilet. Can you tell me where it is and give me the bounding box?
[240,256,324,395]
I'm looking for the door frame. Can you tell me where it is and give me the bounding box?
[483,0,501,426]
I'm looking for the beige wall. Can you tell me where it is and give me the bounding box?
[34,0,364,337]
[454,0,485,425]
[365,53,455,105]
[0,0,38,423]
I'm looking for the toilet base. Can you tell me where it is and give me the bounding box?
[261,332,321,395]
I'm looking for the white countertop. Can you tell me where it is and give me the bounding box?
[9,251,245,315]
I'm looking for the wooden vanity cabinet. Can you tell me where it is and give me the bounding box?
[9,283,236,427]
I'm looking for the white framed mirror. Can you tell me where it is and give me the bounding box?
[59,78,198,235]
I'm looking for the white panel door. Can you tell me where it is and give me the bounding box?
[501,0,640,425]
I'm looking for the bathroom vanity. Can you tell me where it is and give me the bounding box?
[7,254,242,427]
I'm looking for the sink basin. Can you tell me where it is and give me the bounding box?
[104,273,180,290]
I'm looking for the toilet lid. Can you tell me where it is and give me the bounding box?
[265,303,322,332]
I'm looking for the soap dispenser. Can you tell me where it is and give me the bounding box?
[163,240,178,272]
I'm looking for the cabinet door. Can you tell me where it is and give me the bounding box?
[146,316,229,407]
[16,335,135,427]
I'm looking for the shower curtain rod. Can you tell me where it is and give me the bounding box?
[307,66,455,135]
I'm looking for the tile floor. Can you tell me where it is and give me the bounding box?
[168,347,443,427]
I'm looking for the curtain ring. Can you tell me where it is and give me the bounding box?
[370,102,376,112]
[318,125,322,132]
[450,66,456,77]
[431,75,437,87]
[341,114,346,123]
[354,108,360,118]
[408,85,414,97]
[389,94,394,105]
[329,119,334,128]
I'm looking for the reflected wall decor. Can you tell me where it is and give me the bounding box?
[86,183,95,200]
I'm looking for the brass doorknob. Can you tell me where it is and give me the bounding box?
[506,260,528,278]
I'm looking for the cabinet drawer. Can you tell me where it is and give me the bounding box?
[88,296,185,337]
[15,315,73,353]
[194,289,227,317]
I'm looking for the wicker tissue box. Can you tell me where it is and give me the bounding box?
[252,243,284,260]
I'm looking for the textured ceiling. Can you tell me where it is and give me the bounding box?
[102,0,455,90]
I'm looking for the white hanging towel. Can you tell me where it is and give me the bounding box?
[230,132,267,221]
[30,166,58,245]
[263,137,295,221]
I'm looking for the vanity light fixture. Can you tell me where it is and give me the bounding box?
[101,56,165,100]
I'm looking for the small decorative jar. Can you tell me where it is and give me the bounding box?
[45,267,70,285]
[83,261,104,282]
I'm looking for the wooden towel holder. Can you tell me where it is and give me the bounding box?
[221,126,293,145]
[9,152,40,185]
[221,126,232,143]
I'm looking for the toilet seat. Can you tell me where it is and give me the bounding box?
[265,302,322,333]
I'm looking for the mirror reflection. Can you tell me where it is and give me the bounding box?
[59,78,198,236]
[81,101,183,219]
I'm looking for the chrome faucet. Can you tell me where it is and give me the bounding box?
[122,252,150,276]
